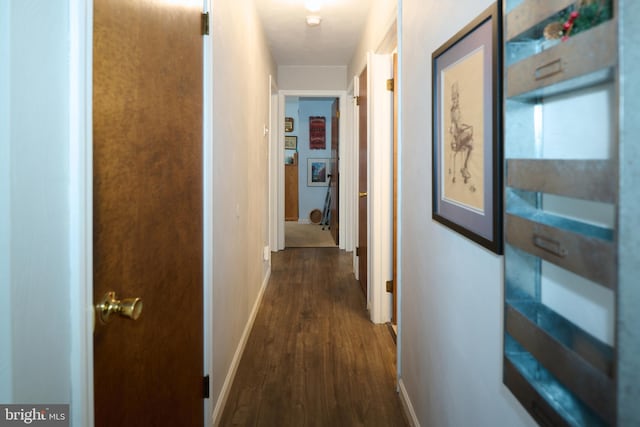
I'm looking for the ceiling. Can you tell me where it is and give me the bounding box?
[254,0,372,66]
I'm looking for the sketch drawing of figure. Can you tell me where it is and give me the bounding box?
[448,82,473,184]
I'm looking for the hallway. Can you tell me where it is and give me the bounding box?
[219,248,407,426]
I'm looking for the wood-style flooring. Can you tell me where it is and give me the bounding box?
[219,248,408,426]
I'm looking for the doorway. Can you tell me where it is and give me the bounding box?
[273,91,350,252]
[283,96,339,248]
[356,52,395,324]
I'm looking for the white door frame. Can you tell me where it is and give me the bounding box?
[271,90,350,252]
[202,0,213,425]
[268,76,279,255]
[69,0,94,425]
[349,76,360,277]
[359,52,394,324]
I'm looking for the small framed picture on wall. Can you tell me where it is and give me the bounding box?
[307,158,330,187]
[284,135,297,150]
[284,117,294,132]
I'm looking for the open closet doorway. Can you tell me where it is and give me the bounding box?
[273,91,351,252]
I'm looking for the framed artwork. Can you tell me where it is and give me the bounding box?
[307,158,330,187]
[284,135,297,150]
[431,3,502,254]
[309,116,326,149]
[284,117,294,132]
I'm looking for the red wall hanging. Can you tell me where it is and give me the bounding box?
[309,116,326,149]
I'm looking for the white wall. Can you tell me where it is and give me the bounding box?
[209,0,276,422]
[0,0,12,403]
[348,0,397,80]
[399,1,536,425]
[278,65,346,90]
[2,0,72,405]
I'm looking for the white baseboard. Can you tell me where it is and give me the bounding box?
[297,218,311,224]
[211,268,271,426]
[399,378,420,427]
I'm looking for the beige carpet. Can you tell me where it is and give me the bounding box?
[285,222,336,247]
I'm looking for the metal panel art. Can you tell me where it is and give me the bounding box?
[506,304,614,421]
[502,0,625,425]
[507,20,617,98]
[506,0,574,40]
[505,213,616,289]
[507,159,615,203]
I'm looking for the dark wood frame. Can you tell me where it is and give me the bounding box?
[431,3,503,254]
[284,117,294,132]
[284,135,297,150]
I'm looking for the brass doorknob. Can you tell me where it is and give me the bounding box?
[359,192,367,198]
[96,291,143,324]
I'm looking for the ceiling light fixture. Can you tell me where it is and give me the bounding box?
[306,15,322,26]
[304,0,322,13]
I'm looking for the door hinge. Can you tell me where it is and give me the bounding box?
[203,375,210,399]
[354,96,361,106]
[386,78,394,92]
[336,110,340,119]
[201,12,210,36]
[356,246,360,256]
[386,280,394,293]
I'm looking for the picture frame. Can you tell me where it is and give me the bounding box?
[284,117,294,132]
[431,3,502,254]
[307,158,330,187]
[284,135,297,150]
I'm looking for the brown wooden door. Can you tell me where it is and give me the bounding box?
[93,0,203,426]
[392,53,398,325]
[358,68,368,297]
[330,98,339,245]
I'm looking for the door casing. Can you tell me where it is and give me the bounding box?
[358,66,369,299]
[273,90,350,252]
[330,98,340,245]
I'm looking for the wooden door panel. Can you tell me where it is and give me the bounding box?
[93,0,203,425]
[358,68,368,297]
[330,98,339,245]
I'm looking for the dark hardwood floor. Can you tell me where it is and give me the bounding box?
[219,248,408,426]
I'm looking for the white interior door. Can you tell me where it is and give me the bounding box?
[368,52,394,324]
